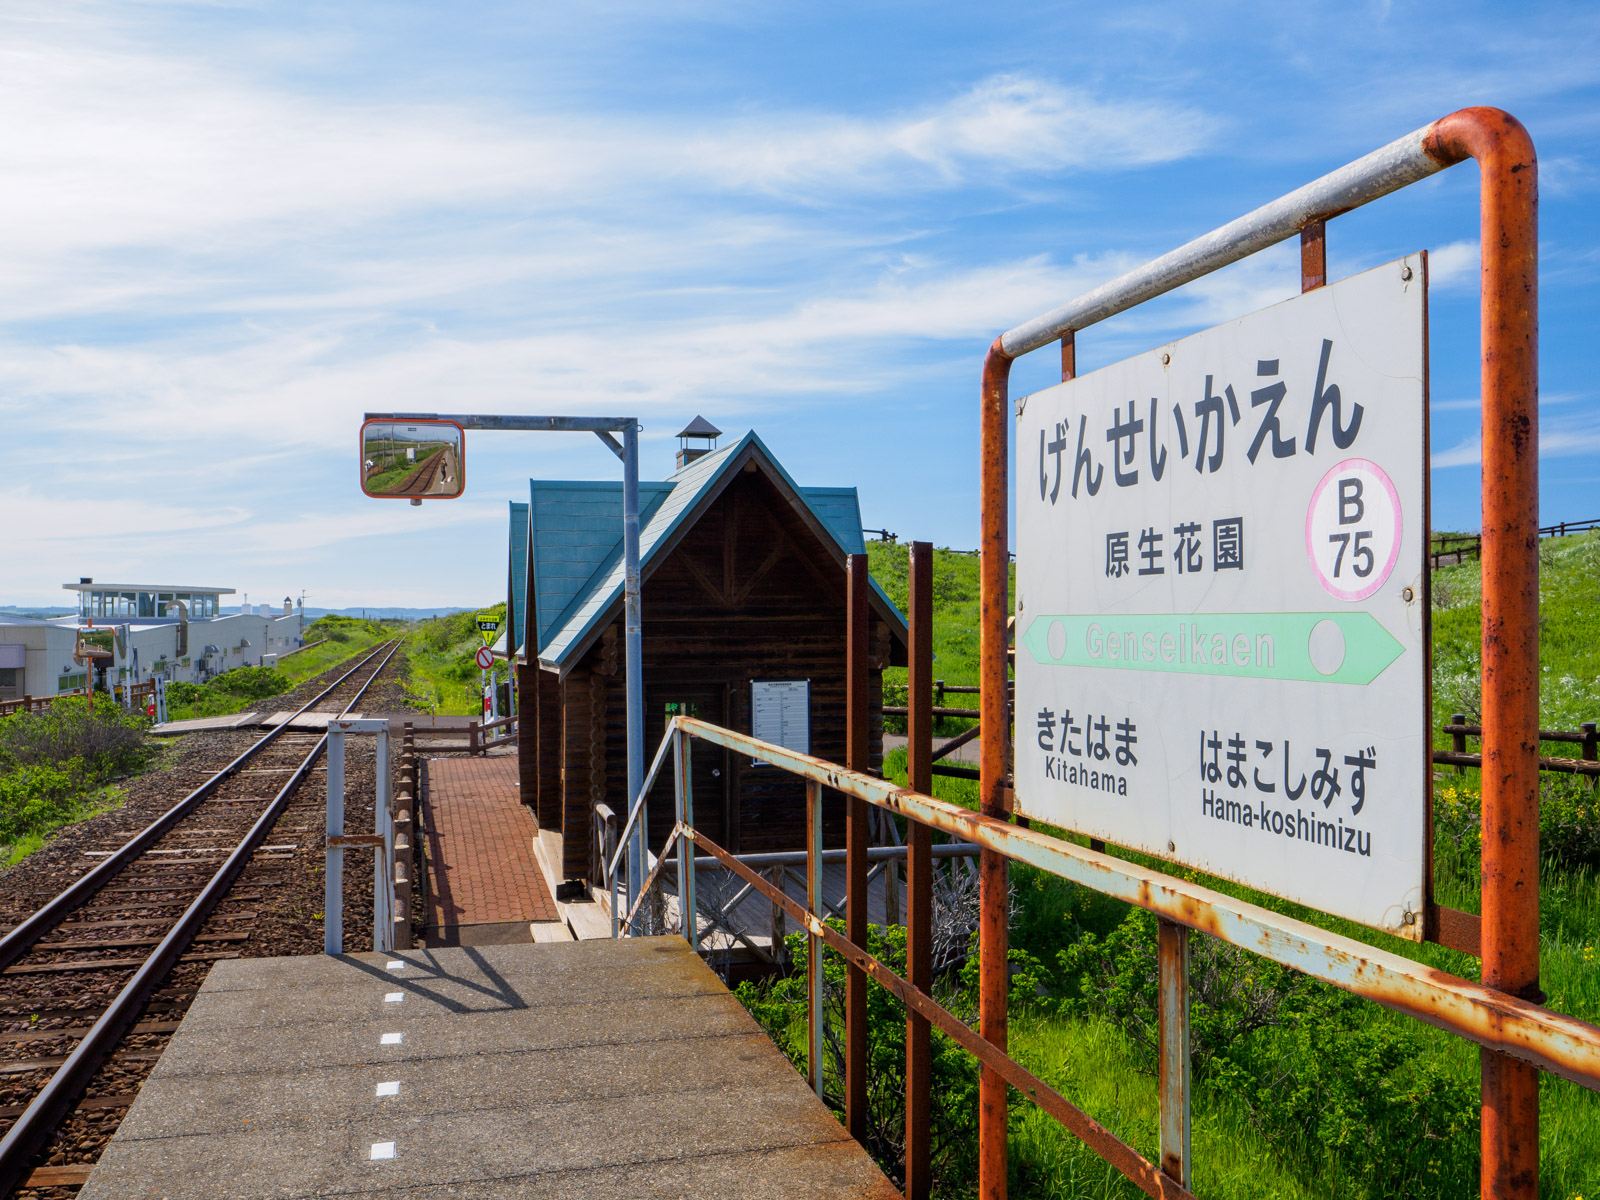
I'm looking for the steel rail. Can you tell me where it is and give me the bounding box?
[0,640,399,972]
[671,717,1600,1092]
[0,639,404,1197]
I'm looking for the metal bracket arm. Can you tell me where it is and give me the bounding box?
[363,412,634,433]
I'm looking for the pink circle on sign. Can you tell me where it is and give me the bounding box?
[1305,458,1403,602]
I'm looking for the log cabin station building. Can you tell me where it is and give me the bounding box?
[508,420,908,891]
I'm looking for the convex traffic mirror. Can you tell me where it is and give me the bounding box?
[359,419,465,503]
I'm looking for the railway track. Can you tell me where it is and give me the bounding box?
[0,641,406,1196]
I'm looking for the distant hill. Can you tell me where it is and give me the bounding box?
[303,606,474,621]
[0,607,74,620]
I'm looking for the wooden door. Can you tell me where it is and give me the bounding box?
[645,686,728,851]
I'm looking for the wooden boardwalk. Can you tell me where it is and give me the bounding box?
[79,939,897,1199]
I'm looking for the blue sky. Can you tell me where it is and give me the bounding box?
[2,1,1597,608]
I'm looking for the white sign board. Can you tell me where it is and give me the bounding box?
[751,679,810,762]
[1015,255,1428,937]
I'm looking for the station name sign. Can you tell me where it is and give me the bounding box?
[1014,255,1428,937]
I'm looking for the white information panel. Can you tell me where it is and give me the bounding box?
[751,679,810,763]
[1015,255,1428,937]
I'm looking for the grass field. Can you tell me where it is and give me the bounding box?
[159,614,397,721]
[399,603,507,715]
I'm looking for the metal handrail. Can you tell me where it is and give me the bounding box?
[648,715,1599,1200]
[670,716,1600,1084]
[606,729,677,881]
[603,729,679,934]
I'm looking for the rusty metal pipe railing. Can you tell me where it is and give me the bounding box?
[1426,109,1542,1197]
[673,715,1600,1091]
[998,121,1452,357]
[977,337,1013,1200]
[844,555,872,1143]
[982,106,1540,1197]
[905,541,934,1200]
[661,714,1600,1199]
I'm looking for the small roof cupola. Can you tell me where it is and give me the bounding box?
[675,416,722,469]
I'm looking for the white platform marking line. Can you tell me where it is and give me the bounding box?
[370,1141,396,1160]
[380,1032,402,1045]
[375,1081,400,1097]
[384,992,404,1003]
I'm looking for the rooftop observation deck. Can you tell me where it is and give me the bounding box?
[81,939,896,1199]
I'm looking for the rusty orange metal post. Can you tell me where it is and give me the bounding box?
[845,553,871,1144]
[1300,219,1327,291]
[905,542,934,1200]
[1423,107,1541,1198]
[807,777,825,1097]
[978,340,1014,1200]
[1156,919,1191,1186]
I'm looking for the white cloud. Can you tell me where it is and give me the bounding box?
[0,11,1211,280]
[1427,240,1479,290]
[1431,417,1600,469]
[703,76,1215,192]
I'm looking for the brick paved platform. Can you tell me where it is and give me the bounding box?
[425,756,557,938]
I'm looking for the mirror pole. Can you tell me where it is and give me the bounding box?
[622,422,646,915]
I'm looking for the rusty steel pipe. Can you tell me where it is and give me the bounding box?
[686,824,1196,1200]
[673,714,1600,1092]
[908,544,934,1200]
[1423,106,1541,1199]
[981,106,1542,1198]
[1157,919,1191,1185]
[845,554,871,1144]
[906,541,934,1200]
[978,337,1014,1200]
[1300,219,1327,291]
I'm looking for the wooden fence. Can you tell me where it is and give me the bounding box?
[1438,716,1600,779]
[1430,516,1600,568]
[0,689,95,718]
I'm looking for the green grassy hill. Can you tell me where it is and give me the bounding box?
[402,604,508,715]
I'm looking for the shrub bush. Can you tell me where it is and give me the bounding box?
[0,697,152,856]
[737,924,981,1193]
[205,666,290,701]
[0,759,93,843]
[1539,774,1600,871]
[0,696,149,778]
[1054,907,1478,1198]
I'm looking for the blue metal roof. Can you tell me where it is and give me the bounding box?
[518,431,904,671]
[507,501,528,656]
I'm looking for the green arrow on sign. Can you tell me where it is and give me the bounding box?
[1020,612,1404,686]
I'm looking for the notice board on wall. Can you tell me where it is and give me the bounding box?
[750,679,810,763]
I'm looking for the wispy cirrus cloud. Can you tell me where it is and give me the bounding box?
[1432,409,1600,470]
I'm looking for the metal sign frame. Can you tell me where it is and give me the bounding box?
[979,107,1540,1197]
